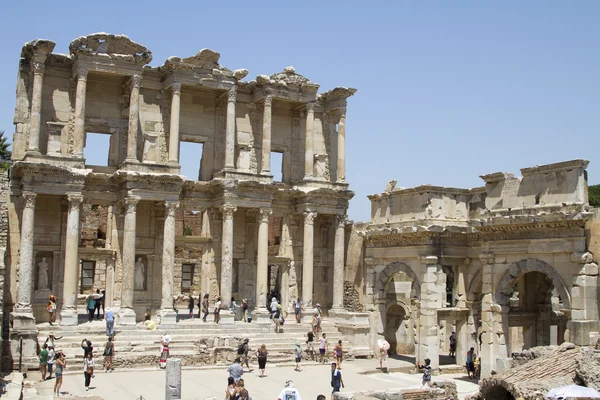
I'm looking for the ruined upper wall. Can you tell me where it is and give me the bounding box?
[368,159,591,227]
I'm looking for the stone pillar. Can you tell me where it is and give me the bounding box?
[119,197,140,325]
[456,318,468,366]
[302,211,316,309]
[125,74,142,162]
[27,57,47,154]
[479,254,496,378]
[165,358,182,399]
[160,201,179,324]
[261,95,273,174]
[569,251,599,345]
[256,208,271,310]
[303,102,315,179]
[418,255,441,372]
[168,82,182,164]
[60,194,83,326]
[220,205,237,310]
[15,192,37,314]
[73,66,88,158]
[337,111,346,182]
[224,87,237,169]
[332,214,346,310]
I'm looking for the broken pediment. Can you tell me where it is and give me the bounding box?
[260,66,320,90]
[69,33,152,65]
[21,39,56,59]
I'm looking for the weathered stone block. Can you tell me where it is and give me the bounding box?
[571,251,594,264]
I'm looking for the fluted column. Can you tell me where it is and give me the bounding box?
[224,87,237,169]
[332,214,347,310]
[15,192,37,313]
[261,96,273,174]
[220,204,237,309]
[160,201,179,324]
[60,194,83,326]
[73,66,88,158]
[168,82,182,164]
[302,211,316,307]
[120,196,140,324]
[337,111,346,182]
[27,57,47,154]
[125,74,142,162]
[256,208,272,309]
[303,102,315,179]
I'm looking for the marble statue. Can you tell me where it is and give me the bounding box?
[37,257,49,290]
[134,257,145,290]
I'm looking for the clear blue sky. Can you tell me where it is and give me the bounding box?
[1,1,598,221]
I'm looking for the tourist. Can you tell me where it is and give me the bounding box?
[188,295,195,319]
[273,304,283,333]
[277,380,303,400]
[83,352,94,391]
[294,297,303,323]
[306,330,315,361]
[47,295,57,325]
[103,336,114,372]
[94,289,103,320]
[270,296,279,318]
[312,305,322,335]
[294,340,303,371]
[334,340,343,369]
[214,296,222,324]
[237,378,250,400]
[418,358,432,387]
[86,294,95,322]
[256,344,268,377]
[47,345,55,380]
[466,347,475,379]
[101,290,105,316]
[81,339,93,358]
[144,308,152,321]
[45,331,62,349]
[202,294,210,322]
[238,338,252,371]
[319,333,328,364]
[241,298,249,322]
[225,376,238,400]
[449,332,456,357]
[54,351,65,396]
[231,296,239,316]
[160,333,171,369]
[227,357,244,383]
[105,307,115,336]
[39,343,48,381]
[474,355,481,379]
[330,362,344,399]
[377,338,390,371]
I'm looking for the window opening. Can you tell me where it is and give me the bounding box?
[182,264,194,290]
[271,151,283,182]
[84,133,111,166]
[81,261,95,290]
[180,142,204,181]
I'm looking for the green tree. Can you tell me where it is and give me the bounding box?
[0,130,10,170]
[589,184,600,208]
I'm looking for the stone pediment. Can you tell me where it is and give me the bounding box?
[319,87,357,102]
[69,33,152,65]
[255,66,319,90]
[160,49,248,80]
[21,39,56,59]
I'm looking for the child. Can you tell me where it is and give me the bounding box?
[418,358,432,387]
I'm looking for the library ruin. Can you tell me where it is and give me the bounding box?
[1,33,599,381]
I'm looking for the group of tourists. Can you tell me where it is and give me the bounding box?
[186,294,224,323]
[86,289,105,322]
[38,341,66,396]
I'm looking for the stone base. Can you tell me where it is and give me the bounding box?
[332,311,373,358]
[10,310,39,371]
[159,309,177,325]
[218,310,235,325]
[22,153,85,169]
[120,160,180,175]
[118,308,137,326]
[252,308,272,324]
[60,308,79,326]
[569,320,600,346]
[214,169,274,184]
[301,310,315,324]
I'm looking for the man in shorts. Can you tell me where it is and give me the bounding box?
[239,338,252,371]
[39,344,49,381]
[319,333,328,364]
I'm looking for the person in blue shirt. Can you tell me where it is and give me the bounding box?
[330,362,344,398]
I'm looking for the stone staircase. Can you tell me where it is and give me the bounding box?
[36,314,350,371]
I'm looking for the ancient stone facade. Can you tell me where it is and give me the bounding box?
[363,160,599,378]
[6,33,355,369]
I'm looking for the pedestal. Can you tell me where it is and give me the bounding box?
[159,309,178,325]
[10,311,39,370]
[301,310,315,324]
[218,310,235,325]
[60,309,78,326]
[119,308,137,326]
[252,309,272,325]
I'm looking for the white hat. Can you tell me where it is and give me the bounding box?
[285,380,294,388]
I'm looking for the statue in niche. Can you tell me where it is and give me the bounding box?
[38,257,49,290]
[134,257,146,290]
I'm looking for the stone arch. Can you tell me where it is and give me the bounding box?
[495,258,571,309]
[385,300,412,320]
[374,262,421,300]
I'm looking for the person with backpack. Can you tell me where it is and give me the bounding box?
[273,304,283,333]
[238,338,252,371]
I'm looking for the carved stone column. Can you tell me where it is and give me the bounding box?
[255,208,272,313]
[160,201,179,324]
[337,111,346,182]
[418,255,441,372]
[73,66,88,158]
[125,74,142,162]
[332,214,346,310]
[168,82,182,164]
[119,196,140,325]
[27,57,47,154]
[220,204,237,310]
[15,192,37,314]
[302,211,316,309]
[479,253,496,378]
[60,194,83,326]
[261,96,273,174]
[224,87,237,169]
[303,102,315,179]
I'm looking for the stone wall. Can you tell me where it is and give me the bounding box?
[333,381,457,400]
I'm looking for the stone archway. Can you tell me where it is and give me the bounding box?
[374,262,421,301]
[385,302,412,355]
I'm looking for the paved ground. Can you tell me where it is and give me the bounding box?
[25,358,480,400]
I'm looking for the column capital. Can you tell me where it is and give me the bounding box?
[305,102,316,113]
[258,208,272,223]
[335,214,348,227]
[172,81,182,93]
[22,191,37,209]
[220,204,237,219]
[32,61,46,75]
[227,86,237,103]
[420,255,438,265]
[479,253,495,265]
[76,66,88,80]
[67,194,84,210]
[124,196,141,213]
[131,74,142,89]
[165,200,180,217]
[303,211,317,225]
[264,95,273,107]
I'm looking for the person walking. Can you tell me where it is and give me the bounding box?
[39,344,48,381]
[238,338,252,371]
[81,339,93,358]
[256,344,268,377]
[94,289,103,320]
[319,333,328,364]
[278,380,303,400]
[214,296,222,324]
[83,352,95,391]
[47,295,57,325]
[47,345,55,380]
[188,295,195,319]
[334,340,343,369]
[87,294,96,322]
[227,357,244,383]
[377,338,390,371]
[294,297,303,324]
[45,331,62,350]
[105,307,115,336]
[418,358,432,387]
[230,296,239,319]
[103,336,114,372]
[330,362,345,399]
[466,347,475,379]
[54,351,65,396]
[449,332,456,358]
[101,290,106,316]
[202,294,210,322]
[294,340,303,372]
[306,330,316,361]
[160,333,171,369]
[241,299,249,322]
[273,305,283,333]
[270,296,279,318]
